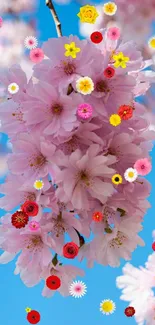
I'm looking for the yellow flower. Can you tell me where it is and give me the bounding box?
[33,179,44,190]
[76,76,94,95]
[103,2,117,16]
[148,36,155,49]
[109,114,121,126]
[113,52,129,69]
[112,174,122,185]
[100,299,116,315]
[8,82,19,94]
[77,5,99,24]
[25,307,31,313]
[64,42,81,59]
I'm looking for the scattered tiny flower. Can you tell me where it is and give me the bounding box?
[124,306,135,317]
[64,42,80,59]
[113,52,129,69]
[76,77,94,95]
[24,36,38,50]
[21,201,39,217]
[77,5,99,24]
[100,299,116,315]
[27,310,40,324]
[25,307,32,313]
[33,180,44,190]
[11,211,29,229]
[63,242,79,259]
[0,17,3,28]
[152,242,155,251]
[112,174,123,185]
[30,48,44,63]
[103,2,117,16]
[104,67,115,78]
[107,27,120,40]
[148,36,155,49]
[118,104,133,120]
[109,114,121,126]
[46,275,61,290]
[29,221,40,231]
[90,31,103,44]
[69,280,87,298]
[8,83,19,94]
[77,103,93,120]
[92,211,103,222]
[124,168,138,182]
[134,158,152,176]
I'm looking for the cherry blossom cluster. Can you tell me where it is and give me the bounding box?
[0,27,155,298]
[0,0,36,14]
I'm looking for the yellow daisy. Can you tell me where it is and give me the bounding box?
[100,299,116,315]
[8,82,19,94]
[25,307,31,313]
[148,36,155,49]
[33,179,44,190]
[112,174,122,185]
[64,42,81,59]
[103,2,117,16]
[77,5,99,24]
[76,76,94,95]
[113,52,129,68]
[109,114,121,126]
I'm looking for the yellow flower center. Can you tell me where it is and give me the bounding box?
[150,38,155,48]
[34,180,44,190]
[128,171,134,178]
[84,10,93,18]
[101,301,113,312]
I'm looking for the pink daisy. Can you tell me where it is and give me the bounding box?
[77,103,93,120]
[134,158,152,176]
[107,27,121,40]
[69,280,87,298]
[29,221,40,231]
[24,36,38,50]
[0,17,3,28]
[30,48,44,63]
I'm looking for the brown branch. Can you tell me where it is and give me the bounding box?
[46,0,62,37]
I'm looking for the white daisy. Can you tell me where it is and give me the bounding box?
[124,168,138,183]
[100,299,116,315]
[76,77,94,95]
[24,36,38,50]
[33,180,44,190]
[8,83,19,94]
[69,280,87,298]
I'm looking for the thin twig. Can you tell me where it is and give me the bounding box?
[46,0,62,37]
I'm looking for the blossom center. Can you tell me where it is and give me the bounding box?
[30,153,46,168]
[79,170,90,186]
[52,103,63,115]
[63,62,76,75]
[96,80,109,93]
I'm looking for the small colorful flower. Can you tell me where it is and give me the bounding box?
[124,168,138,182]
[21,201,39,217]
[64,42,80,59]
[124,306,135,317]
[90,31,103,43]
[30,48,44,63]
[134,158,152,176]
[76,77,94,95]
[77,5,99,24]
[107,27,120,40]
[29,221,40,231]
[46,275,61,290]
[100,299,116,315]
[69,281,87,298]
[0,17,3,28]
[24,36,38,49]
[63,242,79,259]
[92,211,103,222]
[113,52,129,68]
[112,174,122,185]
[148,36,155,49]
[118,104,133,120]
[109,114,121,126]
[8,83,19,94]
[33,180,44,190]
[104,67,115,78]
[25,307,32,313]
[27,310,40,324]
[103,2,117,16]
[11,211,29,229]
[77,103,93,120]
[152,242,155,251]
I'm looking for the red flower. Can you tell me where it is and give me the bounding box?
[104,67,115,79]
[92,211,103,222]
[11,211,29,229]
[27,310,40,324]
[118,105,133,120]
[21,201,39,217]
[46,275,61,290]
[124,306,135,317]
[63,242,79,259]
[152,242,155,251]
[90,31,103,44]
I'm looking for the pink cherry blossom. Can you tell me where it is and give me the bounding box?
[107,27,121,40]
[30,48,44,63]
[134,158,152,176]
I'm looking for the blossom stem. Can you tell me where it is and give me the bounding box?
[52,253,58,266]
[46,0,62,37]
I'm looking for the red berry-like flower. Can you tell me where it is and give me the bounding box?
[46,275,61,290]
[63,242,79,259]
[90,31,103,44]
[21,201,39,217]
[27,310,40,324]
[124,306,135,317]
[104,67,115,79]
[118,105,133,120]
[11,211,29,229]
[152,242,155,251]
[92,211,103,222]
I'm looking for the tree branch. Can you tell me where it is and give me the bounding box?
[46,0,62,37]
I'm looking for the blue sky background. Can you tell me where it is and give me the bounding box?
[0,1,155,324]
